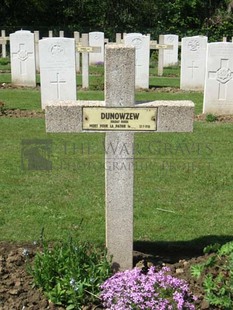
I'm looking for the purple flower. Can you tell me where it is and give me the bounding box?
[100,266,196,309]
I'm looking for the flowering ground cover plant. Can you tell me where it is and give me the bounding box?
[100,266,196,310]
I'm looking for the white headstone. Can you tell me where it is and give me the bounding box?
[10,30,36,87]
[180,36,207,91]
[39,37,77,109]
[163,34,179,67]
[203,42,233,114]
[89,31,104,64]
[124,33,150,89]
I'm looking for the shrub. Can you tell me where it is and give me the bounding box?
[28,237,112,309]
[205,114,217,122]
[100,266,196,310]
[0,57,10,65]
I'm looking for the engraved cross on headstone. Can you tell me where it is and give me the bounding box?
[50,72,66,99]
[208,58,233,100]
[45,44,194,271]
[188,61,199,78]
[12,43,33,75]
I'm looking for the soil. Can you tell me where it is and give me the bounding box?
[0,108,44,118]
[0,241,226,310]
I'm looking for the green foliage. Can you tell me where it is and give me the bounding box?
[218,241,233,256]
[190,264,204,279]
[28,234,112,308]
[1,0,233,41]
[0,57,10,65]
[205,114,217,122]
[191,241,233,309]
[203,243,221,254]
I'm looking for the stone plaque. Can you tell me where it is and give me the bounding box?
[82,107,157,131]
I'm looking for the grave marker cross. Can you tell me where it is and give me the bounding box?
[45,44,194,271]
[76,34,102,88]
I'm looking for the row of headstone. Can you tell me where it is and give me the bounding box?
[8,30,179,90]
[180,35,233,114]
[8,30,233,114]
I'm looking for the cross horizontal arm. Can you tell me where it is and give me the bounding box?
[150,44,173,50]
[76,44,101,53]
[45,100,194,133]
[0,38,9,44]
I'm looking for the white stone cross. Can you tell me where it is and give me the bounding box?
[153,35,174,76]
[76,34,102,89]
[0,30,9,58]
[208,58,233,100]
[45,44,194,271]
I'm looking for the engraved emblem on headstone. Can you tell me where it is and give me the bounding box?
[167,36,175,43]
[188,39,200,51]
[12,43,33,74]
[216,67,232,84]
[51,43,64,56]
[17,44,29,61]
[131,38,143,49]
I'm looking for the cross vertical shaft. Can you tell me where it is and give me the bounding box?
[105,45,135,271]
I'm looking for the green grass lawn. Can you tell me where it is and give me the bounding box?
[0,64,233,249]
